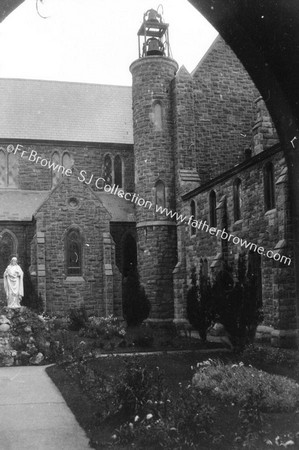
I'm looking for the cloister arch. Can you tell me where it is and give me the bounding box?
[2,0,299,336]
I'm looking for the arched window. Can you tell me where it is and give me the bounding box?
[104,154,113,186]
[66,229,82,276]
[51,152,60,187]
[0,231,17,276]
[155,180,165,208]
[62,152,72,171]
[0,150,18,188]
[209,190,217,227]
[0,150,7,187]
[233,178,242,221]
[264,162,275,211]
[190,200,196,236]
[114,155,123,188]
[8,153,17,187]
[153,102,162,131]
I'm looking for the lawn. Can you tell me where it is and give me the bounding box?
[46,345,299,449]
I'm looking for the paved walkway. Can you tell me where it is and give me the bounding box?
[0,365,91,450]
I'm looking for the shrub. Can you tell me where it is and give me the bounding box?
[132,327,154,348]
[209,259,263,350]
[83,315,126,340]
[192,359,299,412]
[113,357,166,417]
[113,369,216,448]
[68,305,88,331]
[186,267,213,342]
[122,269,151,327]
[237,387,265,449]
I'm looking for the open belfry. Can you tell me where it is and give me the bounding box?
[0,8,296,346]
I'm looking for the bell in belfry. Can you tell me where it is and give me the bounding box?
[146,37,164,56]
[137,7,171,59]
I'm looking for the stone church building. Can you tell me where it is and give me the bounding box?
[0,10,296,346]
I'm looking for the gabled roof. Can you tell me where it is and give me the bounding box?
[0,188,136,222]
[0,190,48,221]
[0,78,133,144]
[97,192,135,222]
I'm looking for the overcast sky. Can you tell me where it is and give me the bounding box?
[0,0,218,85]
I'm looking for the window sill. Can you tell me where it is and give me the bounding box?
[265,208,277,216]
[233,219,243,225]
[64,276,85,283]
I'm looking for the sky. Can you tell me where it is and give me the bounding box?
[0,0,218,86]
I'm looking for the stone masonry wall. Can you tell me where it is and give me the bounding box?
[192,36,260,180]
[180,149,295,337]
[137,224,177,319]
[130,56,179,320]
[0,141,134,193]
[35,171,112,316]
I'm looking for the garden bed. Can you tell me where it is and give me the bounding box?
[47,346,299,449]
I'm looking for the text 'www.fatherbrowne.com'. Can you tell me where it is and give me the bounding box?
[155,204,291,266]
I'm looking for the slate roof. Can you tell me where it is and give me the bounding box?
[0,78,133,144]
[0,189,136,222]
[97,192,136,222]
[0,190,48,221]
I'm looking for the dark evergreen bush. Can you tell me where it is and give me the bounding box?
[68,305,88,331]
[122,268,151,327]
[186,254,263,350]
[186,267,213,342]
[211,258,263,350]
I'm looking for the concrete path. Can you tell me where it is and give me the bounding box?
[0,365,91,450]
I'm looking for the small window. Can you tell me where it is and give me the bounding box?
[153,102,162,131]
[66,229,82,276]
[114,155,123,188]
[51,152,60,187]
[155,180,165,209]
[104,155,113,186]
[0,150,18,188]
[233,178,242,221]
[0,150,7,187]
[8,153,17,187]
[264,162,275,211]
[62,152,72,171]
[209,190,217,227]
[190,200,196,236]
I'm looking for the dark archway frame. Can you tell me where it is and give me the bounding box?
[2,0,299,334]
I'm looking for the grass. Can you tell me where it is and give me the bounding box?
[46,345,299,449]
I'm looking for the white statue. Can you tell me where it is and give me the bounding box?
[4,257,24,308]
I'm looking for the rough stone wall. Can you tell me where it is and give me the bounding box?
[137,224,177,319]
[130,57,178,219]
[34,172,112,315]
[192,36,260,179]
[252,97,279,155]
[180,149,295,336]
[130,56,179,320]
[1,141,134,193]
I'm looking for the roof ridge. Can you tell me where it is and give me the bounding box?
[0,77,132,89]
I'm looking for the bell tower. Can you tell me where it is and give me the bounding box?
[130,9,179,321]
